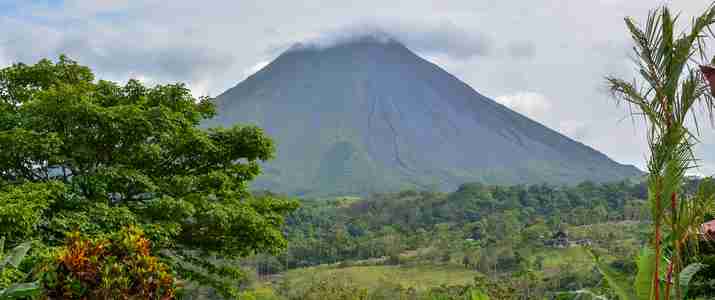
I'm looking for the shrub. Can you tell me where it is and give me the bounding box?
[0,239,41,299]
[40,226,177,299]
[367,280,407,300]
[385,253,401,266]
[283,274,368,300]
[237,287,282,300]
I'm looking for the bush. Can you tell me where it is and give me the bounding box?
[237,287,282,300]
[282,274,368,300]
[0,239,41,299]
[337,260,356,268]
[39,226,177,299]
[367,280,407,300]
[385,253,401,266]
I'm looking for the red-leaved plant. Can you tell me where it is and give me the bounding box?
[40,226,176,300]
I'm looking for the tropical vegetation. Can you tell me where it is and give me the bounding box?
[0,56,298,298]
[1,2,715,300]
[601,3,715,299]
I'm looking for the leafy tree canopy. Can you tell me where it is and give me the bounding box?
[0,56,298,291]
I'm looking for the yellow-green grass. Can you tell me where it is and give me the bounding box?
[538,246,595,275]
[282,264,479,291]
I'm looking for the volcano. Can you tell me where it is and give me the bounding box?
[208,36,641,196]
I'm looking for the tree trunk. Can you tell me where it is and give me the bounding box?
[665,262,674,300]
[671,191,681,300]
[653,183,662,300]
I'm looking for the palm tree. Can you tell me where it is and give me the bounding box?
[605,3,715,299]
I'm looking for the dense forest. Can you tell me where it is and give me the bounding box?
[278,180,651,269]
[229,179,715,299]
[235,181,649,299]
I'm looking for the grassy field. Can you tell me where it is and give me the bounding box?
[257,221,648,298]
[274,244,624,288]
[280,264,479,291]
[538,246,595,276]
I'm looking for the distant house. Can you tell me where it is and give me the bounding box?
[544,230,570,248]
[572,239,593,247]
[543,230,593,248]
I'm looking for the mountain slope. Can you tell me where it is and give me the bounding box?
[208,36,641,196]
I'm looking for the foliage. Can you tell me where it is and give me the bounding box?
[0,182,65,245]
[590,248,653,300]
[233,179,665,299]
[40,226,176,299]
[606,3,715,299]
[240,179,665,299]
[683,244,715,298]
[470,274,515,299]
[427,285,490,300]
[590,247,706,300]
[284,274,369,300]
[236,286,282,300]
[677,263,705,298]
[0,238,40,299]
[275,181,651,269]
[278,270,496,300]
[0,56,299,295]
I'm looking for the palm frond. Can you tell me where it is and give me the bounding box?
[606,77,662,125]
[589,249,637,300]
[607,4,715,299]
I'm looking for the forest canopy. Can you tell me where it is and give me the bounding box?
[0,56,298,295]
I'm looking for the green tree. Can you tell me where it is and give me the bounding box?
[0,56,299,295]
[593,204,609,224]
[522,219,549,245]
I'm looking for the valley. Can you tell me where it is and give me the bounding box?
[228,181,657,299]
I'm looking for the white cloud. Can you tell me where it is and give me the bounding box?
[495,92,551,121]
[242,61,270,78]
[557,120,589,140]
[506,41,536,59]
[286,18,494,60]
[129,74,154,85]
[2,0,715,171]
[188,80,213,98]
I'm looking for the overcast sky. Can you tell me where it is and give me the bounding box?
[2,0,715,175]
